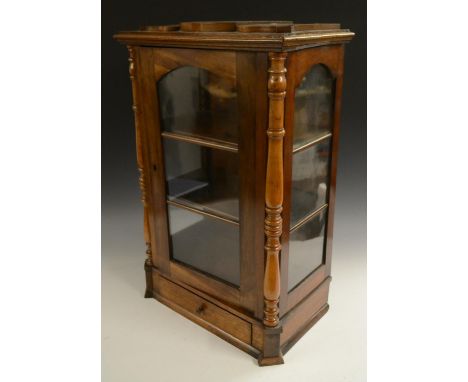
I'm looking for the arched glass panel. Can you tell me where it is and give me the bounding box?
[288,64,334,291]
[158,66,238,143]
[293,64,333,150]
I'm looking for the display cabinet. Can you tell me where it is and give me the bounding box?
[114,21,354,366]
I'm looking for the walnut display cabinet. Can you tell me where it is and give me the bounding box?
[114,21,354,366]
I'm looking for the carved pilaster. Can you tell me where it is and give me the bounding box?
[263,52,287,327]
[138,167,148,207]
[128,46,153,273]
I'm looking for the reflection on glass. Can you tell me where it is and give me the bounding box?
[291,138,331,226]
[288,209,327,291]
[163,138,239,220]
[294,65,333,149]
[167,205,240,286]
[158,66,238,144]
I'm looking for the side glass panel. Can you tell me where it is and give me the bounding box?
[293,64,333,150]
[158,64,240,287]
[287,209,327,291]
[158,66,238,144]
[290,138,331,227]
[288,64,334,291]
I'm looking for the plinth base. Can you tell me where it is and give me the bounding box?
[145,265,330,366]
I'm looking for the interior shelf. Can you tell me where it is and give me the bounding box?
[162,131,238,152]
[290,203,328,232]
[165,168,239,222]
[161,113,239,147]
[167,177,209,199]
[293,131,332,153]
[167,199,239,225]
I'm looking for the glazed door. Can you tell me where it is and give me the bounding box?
[281,46,345,314]
[143,47,265,314]
[158,61,241,287]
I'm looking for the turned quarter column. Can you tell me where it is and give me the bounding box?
[128,46,153,297]
[259,51,287,366]
[263,52,287,327]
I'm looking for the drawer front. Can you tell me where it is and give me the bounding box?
[157,276,252,344]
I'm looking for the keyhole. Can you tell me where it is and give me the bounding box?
[196,303,206,314]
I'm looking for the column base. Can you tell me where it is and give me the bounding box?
[258,325,283,366]
[258,353,284,366]
[144,260,153,298]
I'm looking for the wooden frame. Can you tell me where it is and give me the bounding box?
[115,21,354,366]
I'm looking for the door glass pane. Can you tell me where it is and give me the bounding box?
[294,65,333,149]
[288,209,327,291]
[159,63,241,287]
[163,138,239,220]
[158,66,238,144]
[291,138,331,227]
[167,205,240,286]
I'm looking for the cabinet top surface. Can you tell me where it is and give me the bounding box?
[114,21,354,51]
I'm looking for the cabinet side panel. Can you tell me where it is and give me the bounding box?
[128,46,155,296]
[324,45,345,276]
[279,51,297,316]
[136,47,172,276]
[237,52,261,313]
[280,277,330,346]
[253,53,269,320]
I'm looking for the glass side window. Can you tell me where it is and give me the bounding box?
[158,65,240,286]
[293,64,333,150]
[287,208,327,291]
[290,138,331,228]
[288,64,334,291]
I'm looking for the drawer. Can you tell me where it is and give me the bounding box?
[157,276,252,344]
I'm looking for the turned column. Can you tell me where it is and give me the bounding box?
[263,52,287,327]
[128,46,153,297]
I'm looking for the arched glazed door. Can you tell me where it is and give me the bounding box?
[138,46,266,319]
[157,65,241,287]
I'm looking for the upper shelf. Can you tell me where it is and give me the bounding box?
[114,21,355,52]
